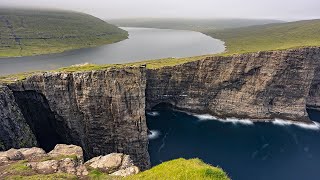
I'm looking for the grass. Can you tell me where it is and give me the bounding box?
[205,19,320,55]
[87,169,119,180]
[39,154,79,162]
[125,158,230,180]
[0,55,210,84]
[108,18,283,31]
[5,160,33,175]
[0,8,128,57]
[5,173,77,180]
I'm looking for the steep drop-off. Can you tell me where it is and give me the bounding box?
[146,47,320,122]
[1,47,320,169]
[2,67,150,170]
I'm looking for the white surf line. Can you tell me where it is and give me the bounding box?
[187,111,320,130]
[272,119,320,131]
[193,114,254,125]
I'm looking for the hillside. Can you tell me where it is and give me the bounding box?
[205,19,320,54]
[0,8,128,57]
[126,158,230,180]
[108,18,284,31]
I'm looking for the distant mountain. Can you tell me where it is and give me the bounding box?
[0,8,128,57]
[107,18,285,31]
[205,19,320,54]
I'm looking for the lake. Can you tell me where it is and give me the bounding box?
[147,105,320,180]
[0,27,225,76]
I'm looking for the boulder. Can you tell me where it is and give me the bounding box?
[85,153,123,173]
[27,160,59,174]
[19,147,46,159]
[85,153,139,176]
[111,166,140,177]
[48,144,83,163]
[2,149,24,161]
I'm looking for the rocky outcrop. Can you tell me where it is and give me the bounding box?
[2,67,150,170]
[85,153,140,176]
[0,144,139,178]
[146,47,320,122]
[0,86,37,150]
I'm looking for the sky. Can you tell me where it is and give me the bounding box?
[1,0,320,21]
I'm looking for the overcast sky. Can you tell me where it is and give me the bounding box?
[1,0,319,21]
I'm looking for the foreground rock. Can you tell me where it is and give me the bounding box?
[0,144,139,179]
[85,153,140,176]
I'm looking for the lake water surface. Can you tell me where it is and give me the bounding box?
[0,27,225,75]
[147,105,320,180]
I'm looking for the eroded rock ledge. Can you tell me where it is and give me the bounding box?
[0,144,140,179]
[1,47,320,169]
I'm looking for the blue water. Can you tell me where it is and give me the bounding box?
[147,105,320,180]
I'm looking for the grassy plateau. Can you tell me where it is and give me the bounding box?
[0,8,128,57]
[205,19,320,55]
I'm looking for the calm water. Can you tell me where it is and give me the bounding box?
[147,105,320,180]
[0,27,225,75]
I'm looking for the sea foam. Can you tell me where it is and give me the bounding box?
[192,113,320,130]
[272,119,320,130]
[193,114,254,125]
[148,130,161,140]
[147,111,160,116]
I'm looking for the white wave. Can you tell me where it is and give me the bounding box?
[148,130,161,140]
[272,119,320,131]
[194,114,254,125]
[147,111,160,116]
[182,110,320,130]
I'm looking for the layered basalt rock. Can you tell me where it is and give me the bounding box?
[146,47,320,122]
[0,85,37,150]
[1,67,150,170]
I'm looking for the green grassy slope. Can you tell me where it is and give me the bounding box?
[108,18,284,31]
[0,8,128,57]
[205,19,320,54]
[126,158,230,180]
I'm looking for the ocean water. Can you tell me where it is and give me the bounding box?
[147,105,320,180]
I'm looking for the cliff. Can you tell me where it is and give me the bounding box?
[1,47,320,170]
[1,67,150,170]
[0,86,37,149]
[147,47,320,122]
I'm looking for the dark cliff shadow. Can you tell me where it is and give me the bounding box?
[307,108,320,122]
[13,91,71,152]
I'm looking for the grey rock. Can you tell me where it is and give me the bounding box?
[0,86,37,151]
[111,166,140,177]
[4,149,24,161]
[27,160,59,174]
[19,147,46,159]
[49,144,83,163]
[85,153,123,173]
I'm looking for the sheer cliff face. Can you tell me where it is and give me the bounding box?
[6,67,150,169]
[0,86,37,150]
[147,47,320,122]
